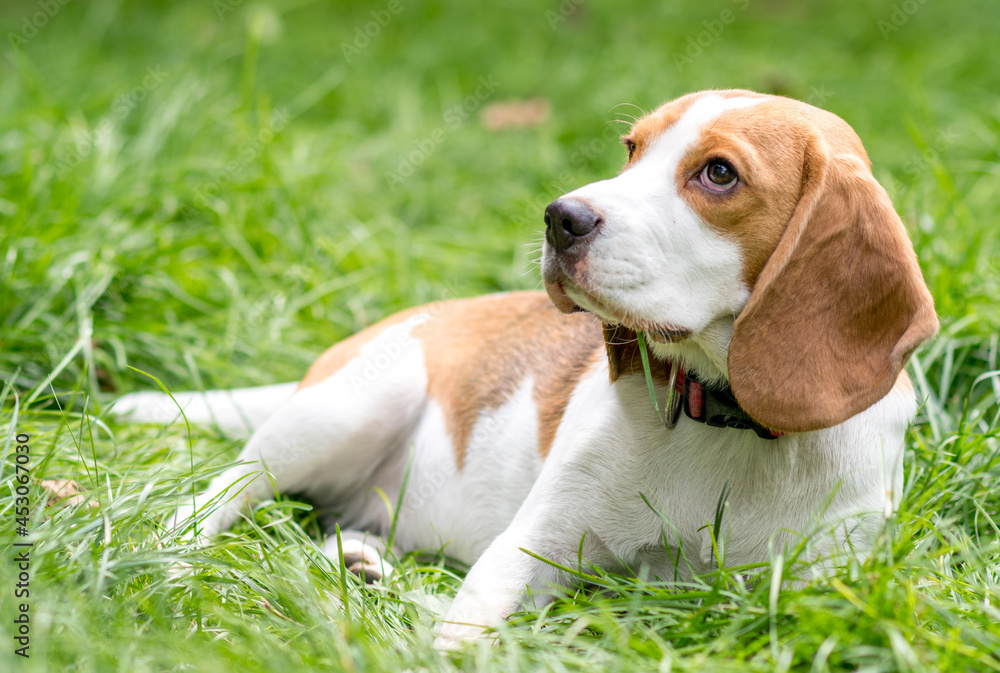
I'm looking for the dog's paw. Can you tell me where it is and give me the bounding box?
[322,534,394,583]
[432,622,490,651]
[347,559,392,583]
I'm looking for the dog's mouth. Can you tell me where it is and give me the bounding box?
[544,277,692,344]
[544,278,585,314]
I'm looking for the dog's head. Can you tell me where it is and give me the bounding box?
[541,89,938,433]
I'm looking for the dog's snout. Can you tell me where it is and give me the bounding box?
[544,198,601,251]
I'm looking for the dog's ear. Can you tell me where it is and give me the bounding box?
[728,138,938,433]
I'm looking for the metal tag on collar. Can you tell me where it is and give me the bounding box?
[662,363,684,429]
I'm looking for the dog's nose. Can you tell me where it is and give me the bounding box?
[544,198,601,251]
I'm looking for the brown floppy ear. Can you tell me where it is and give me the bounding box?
[728,139,939,433]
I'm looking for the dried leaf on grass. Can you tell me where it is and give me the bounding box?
[480,98,551,130]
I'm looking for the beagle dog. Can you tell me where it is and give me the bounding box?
[115,89,938,648]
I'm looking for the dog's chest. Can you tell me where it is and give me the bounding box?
[387,365,877,571]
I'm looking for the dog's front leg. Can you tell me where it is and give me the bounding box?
[434,524,568,649]
[433,461,602,650]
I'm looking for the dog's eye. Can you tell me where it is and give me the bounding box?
[622,138,636,160]
[700,160,738,192]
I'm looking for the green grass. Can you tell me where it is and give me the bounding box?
[2,0,999,670]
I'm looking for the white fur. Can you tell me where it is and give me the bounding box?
[551,96,762,381]
[433,357,912,647]
[394,377,543,562]
[164,317,431,540]
[115,93,920,651]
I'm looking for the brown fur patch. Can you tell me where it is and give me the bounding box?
[412,292,605,466]
[623,90,767,173]
[717,108,939,432]
[622,90,937,431]
[299,292,606,467]
[675,97,869,287]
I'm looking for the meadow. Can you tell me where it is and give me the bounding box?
[1,0,999,670]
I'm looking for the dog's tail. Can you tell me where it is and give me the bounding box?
[110,382,299,438]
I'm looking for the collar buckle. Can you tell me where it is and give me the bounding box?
[662,363,783,440]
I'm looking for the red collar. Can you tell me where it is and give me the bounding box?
[662,362,784,440]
